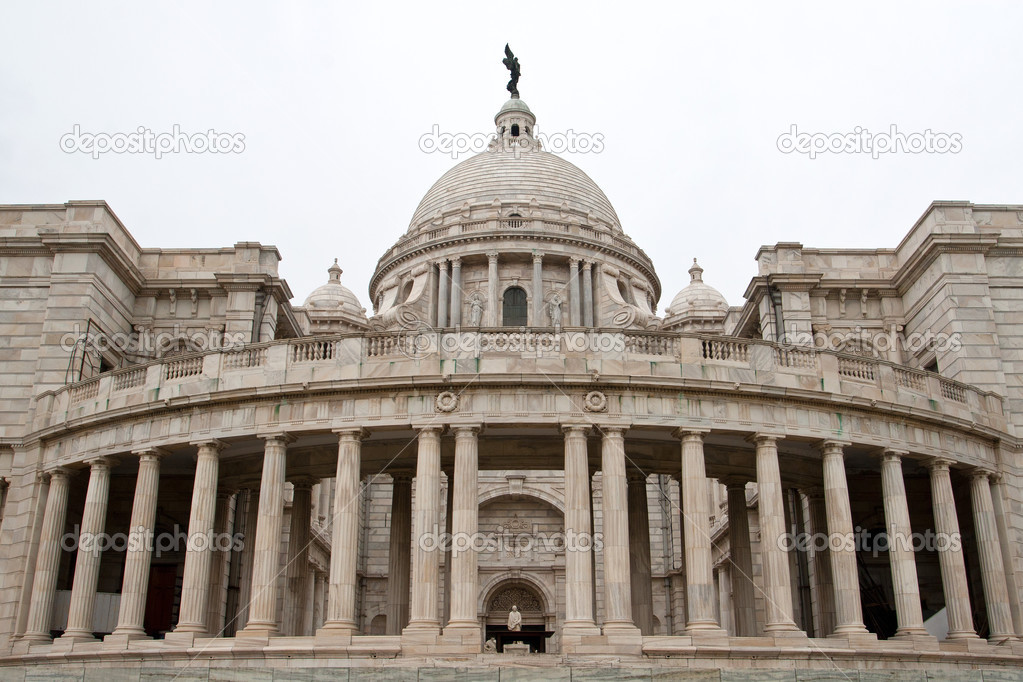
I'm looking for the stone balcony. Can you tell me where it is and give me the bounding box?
[34,330,1007,437]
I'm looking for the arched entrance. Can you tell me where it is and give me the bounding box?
[483,581,553,653]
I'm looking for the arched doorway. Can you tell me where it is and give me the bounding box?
[502,286,528,326]
[483,582,552,652]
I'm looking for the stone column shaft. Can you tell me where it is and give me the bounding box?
[821,441,868,635]
[804,490,836,636]
[386,473,412,634]
[447,426,481,632]
[437,260,449,327]
[487,252,499,327]
[969,471,1016,641]
[927,459,976,638]
[286,481,313,635]
[532,253,544,324]
[406,427,443,631]
[174,441,223,633]
[313,572,327,631]
[236,488,259,629]
[322,429,364,633]
[318,478,331,526]
[205,489,234,636]
[569,258,581,326]
[22,469,72,641]
[726,482,757,637]
[755,435,798,633]
[628,473,655,635]
[601,428,636,630]
[879,450,927,636]
[678,429,723,633]
[449,257,462,326]
[61,457,115,640]
[241,434,291,634]
[990,476,1023,637]
[582,261,594,327]
[111,452,164,639]
[563,425,597,631]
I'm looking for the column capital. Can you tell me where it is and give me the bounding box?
[820,439,850,456]
[436,258,449,269]
[190,438,228,452]
[749,432,782,445]
[969,467,995,482]
[582,259,594,270]
[451,424,483,438]
[926,457,955,472]
[532,252,545,263]
[412,424,445,436]
[289,476,318,490]
[879,448,909,464]
[85,456,117,470]
[390,469,414,483]
[131,447,168,462]
[450,257,462,268]
[801,486,825,500]
[672,427,709,442]
[598,424,630,437]
[569,257,581,267]
[720,476,750,490]
[258,432,296,445]
[486,251,499,262]
[561,423,591,436]
[333,427,367,441]
[44,466,74,483]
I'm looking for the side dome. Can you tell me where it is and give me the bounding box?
[663,259,729,331]
[299,259,369,332]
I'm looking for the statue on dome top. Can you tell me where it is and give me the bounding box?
[503,44,521,98]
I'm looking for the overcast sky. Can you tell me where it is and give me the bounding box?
[2,2,1021,313]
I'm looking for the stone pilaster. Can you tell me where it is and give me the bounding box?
[109,450,165,641]
[755,435,798,633]
[969,469,1017,642]
[582,260,594,327]
[487,252,499,326]
[449,257,462,326]
[386,472,412,635]
[927,458,977,639]
[676,429,725,634]
[437,260,449,327]
[821,441,868,636]
[320,428,365,635]
[532,253,544,324]
[404,427,443,634]
[240,433,292,636]
[569,258,581,326]
[803,488,836,636]
[446,425,481,643]
[562,424,598,633]
[990,475,1023,637]
[60,457,116,641]
[627,472,654,635]
[600,427,638,632]
[285,479,314,636]
[173,440,225,634]
[21,469,72,642]
[725,480,757,637]
[879,450,928,637]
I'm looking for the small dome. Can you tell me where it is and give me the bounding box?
[497,97,533,116]
[303,259,368,319]
[666,259,729,317]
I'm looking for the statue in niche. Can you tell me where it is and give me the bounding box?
[507,604,522,631]
[547,293,563,327]
[469,296,485,327]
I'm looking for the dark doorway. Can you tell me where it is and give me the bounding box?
[503,287,527,326]
[145,564,178,637]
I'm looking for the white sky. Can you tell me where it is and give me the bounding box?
[2,2,1021,312]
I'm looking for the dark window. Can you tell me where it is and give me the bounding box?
[503,287,528,326]
[924,358,939,374]
[511,124,520,137]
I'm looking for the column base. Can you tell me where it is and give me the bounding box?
[561,621,601,637]
[315,622,357,643]
[685,619,729,639]
[237,622,279,639]
[162,631,199,647]
[55,629,95,643]
[831,623,871,636]
[104,629,151,645]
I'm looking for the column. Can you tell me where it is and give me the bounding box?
[286,479,314,635]
[601,427,638,631]
[205,489,234,636]
[628,472,655,635]
[386,472,413,635]
[487,252,499,327]
[582,260,594,327]
[318,478,331,526]
[879,450,928,636]
[569,258,581,326]
[110,451,164,640]
[804,488,836,636]
[969,470,1016,641]
[449,257,462,326]
[717,566,733,634]
[22,469,72,642]
[820,441,868,635]
[405,427,443,633]
[927,458,977,638]
[532,252,544,325]
[446,425,481,638]
[236,488,260,629]
[755,435,798,633]
[313,571,327,631]
[320,428,364,634]
[60,457,115,640]
[562,424,598,632]
[676,429,723,633]
[241,433,292,635]
[173,440,224,634]
[725,480,757,637]
[437,260,449,327]
[990,475,1023,637]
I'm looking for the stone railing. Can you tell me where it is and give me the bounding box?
[36,330,1006,433]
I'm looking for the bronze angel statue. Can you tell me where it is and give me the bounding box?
[503,44,521,98]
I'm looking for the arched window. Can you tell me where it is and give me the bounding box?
[502,287,528,327]
[511,124,520,137]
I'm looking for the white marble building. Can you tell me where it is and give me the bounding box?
[0,90,1022,680]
